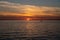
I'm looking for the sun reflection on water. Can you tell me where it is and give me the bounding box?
[25,20,39,37]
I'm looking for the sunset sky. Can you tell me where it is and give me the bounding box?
[0,0,60,16]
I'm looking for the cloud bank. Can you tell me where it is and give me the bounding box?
[0,1,60,16]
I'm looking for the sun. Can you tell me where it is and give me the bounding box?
[26,18,31,21]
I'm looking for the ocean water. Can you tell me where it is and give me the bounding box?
[0,20,60,40]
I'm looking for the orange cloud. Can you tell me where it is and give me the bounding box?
[0,1,60,16]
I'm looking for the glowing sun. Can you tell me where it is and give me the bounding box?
[26,18,31,21]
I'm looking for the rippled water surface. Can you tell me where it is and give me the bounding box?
[0,20,60,40]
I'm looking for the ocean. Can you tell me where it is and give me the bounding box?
[0,20,60,40]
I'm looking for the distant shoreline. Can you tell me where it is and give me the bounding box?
[0,16,60,20]
[0,19,60,20]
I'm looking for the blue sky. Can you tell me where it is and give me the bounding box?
[0,0,60,16]
[0,0,60,7]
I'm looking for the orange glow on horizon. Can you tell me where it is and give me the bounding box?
[0,12,59,17]
[22,13,34,16]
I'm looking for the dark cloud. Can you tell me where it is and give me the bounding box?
[0,0,8,1]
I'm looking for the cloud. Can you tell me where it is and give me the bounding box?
[0,1,60,16]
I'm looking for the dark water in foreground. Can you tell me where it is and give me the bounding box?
[0,20,60,40]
